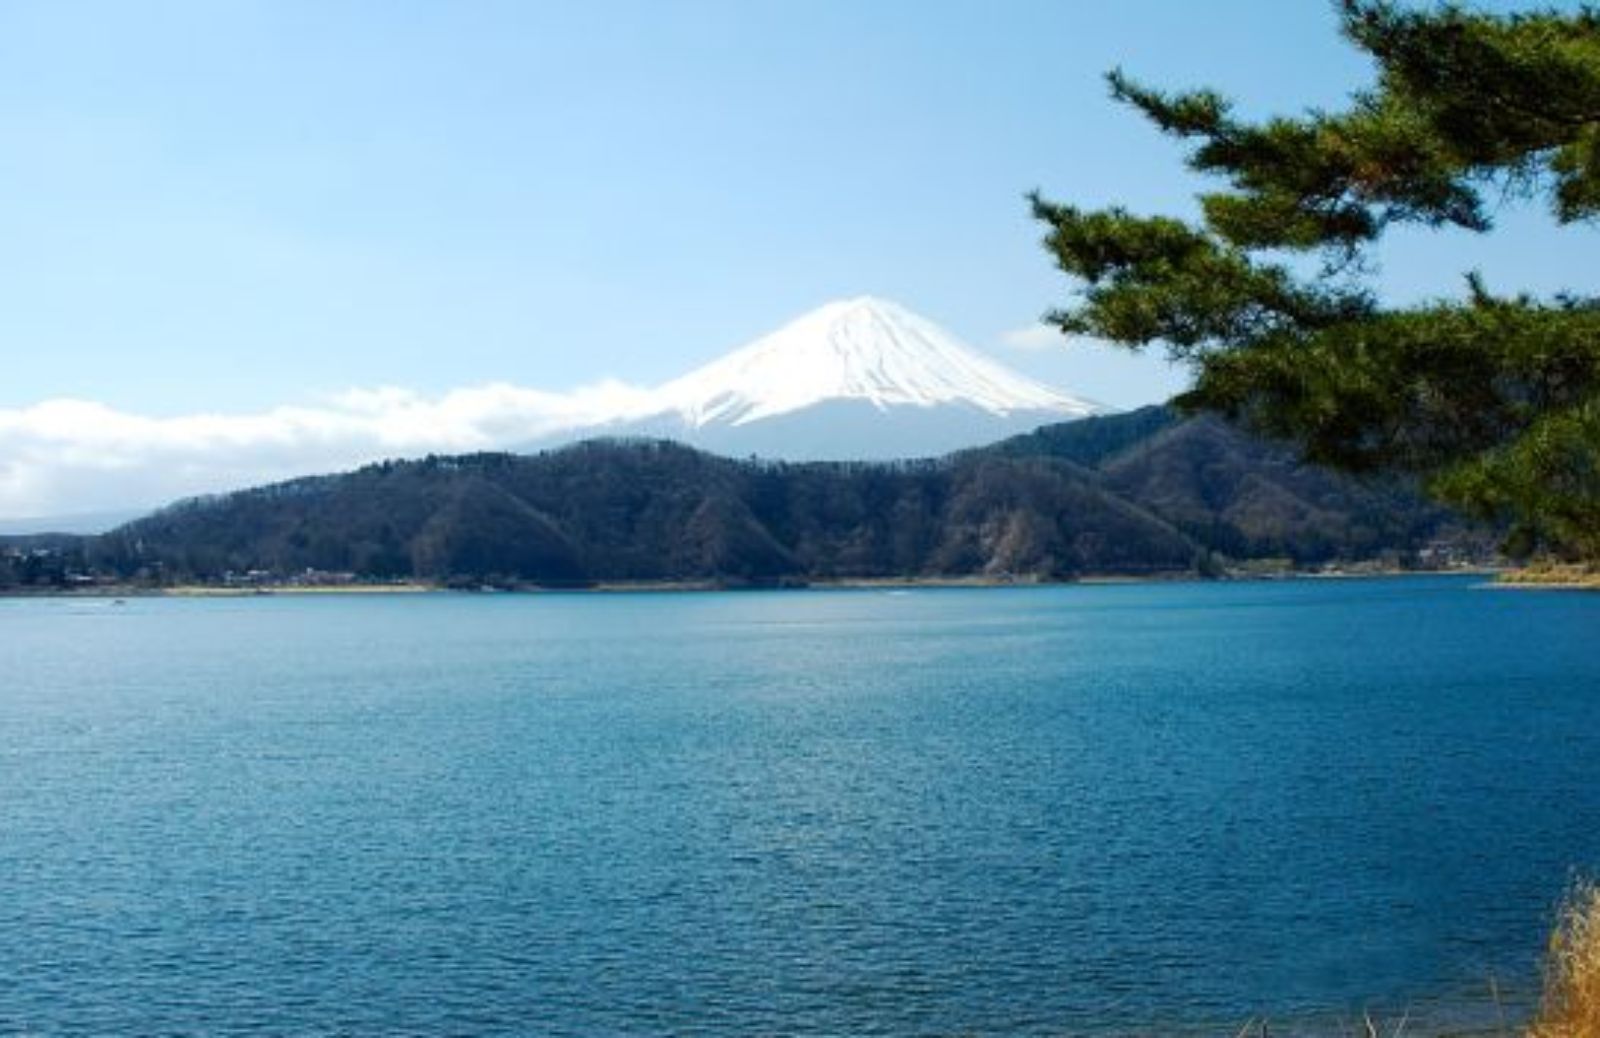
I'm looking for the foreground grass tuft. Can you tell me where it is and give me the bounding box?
[1529,882,1600,1038]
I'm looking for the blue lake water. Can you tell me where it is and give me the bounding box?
[2,575,1599,1035]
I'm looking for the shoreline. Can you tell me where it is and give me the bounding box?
[0,582,441,599]
[0,567,1503,599]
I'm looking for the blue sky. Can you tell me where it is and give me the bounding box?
[0,0,1593,518]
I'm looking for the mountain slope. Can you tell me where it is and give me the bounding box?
[1094,412,1458,562]
[73,409,1480,587]
[90,441,1194,583]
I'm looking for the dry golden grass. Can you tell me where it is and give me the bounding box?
[1498,563,1600,589]
[1528,882,1600,1038]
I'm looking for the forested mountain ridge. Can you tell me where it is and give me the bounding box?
[31,406,1477,588]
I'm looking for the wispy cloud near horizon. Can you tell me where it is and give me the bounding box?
[0,380,658,523]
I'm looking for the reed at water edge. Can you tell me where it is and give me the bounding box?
[1527,881,1600,1038]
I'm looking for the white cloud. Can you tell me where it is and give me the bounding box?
[998,323,1063,352]
[0,380,660,522]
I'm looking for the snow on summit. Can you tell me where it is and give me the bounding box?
[651,296,1099,427]
[559,296,1108,461]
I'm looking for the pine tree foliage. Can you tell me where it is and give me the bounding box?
[1032,1,1600,559]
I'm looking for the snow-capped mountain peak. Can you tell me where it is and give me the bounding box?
[649,296,1100,428]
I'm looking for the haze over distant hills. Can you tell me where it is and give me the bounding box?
[0,510,143,537]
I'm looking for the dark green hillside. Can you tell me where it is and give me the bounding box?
[983,404,1181,468]
[0,534,92,588]
[91,440,1196,584]
[1095,416,1457,564]
[740,452,1196,580]
[70,408,1480,588]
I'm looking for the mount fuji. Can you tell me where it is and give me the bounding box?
[551,296,1105,460]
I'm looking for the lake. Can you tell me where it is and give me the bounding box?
[2,576,1598,1035]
